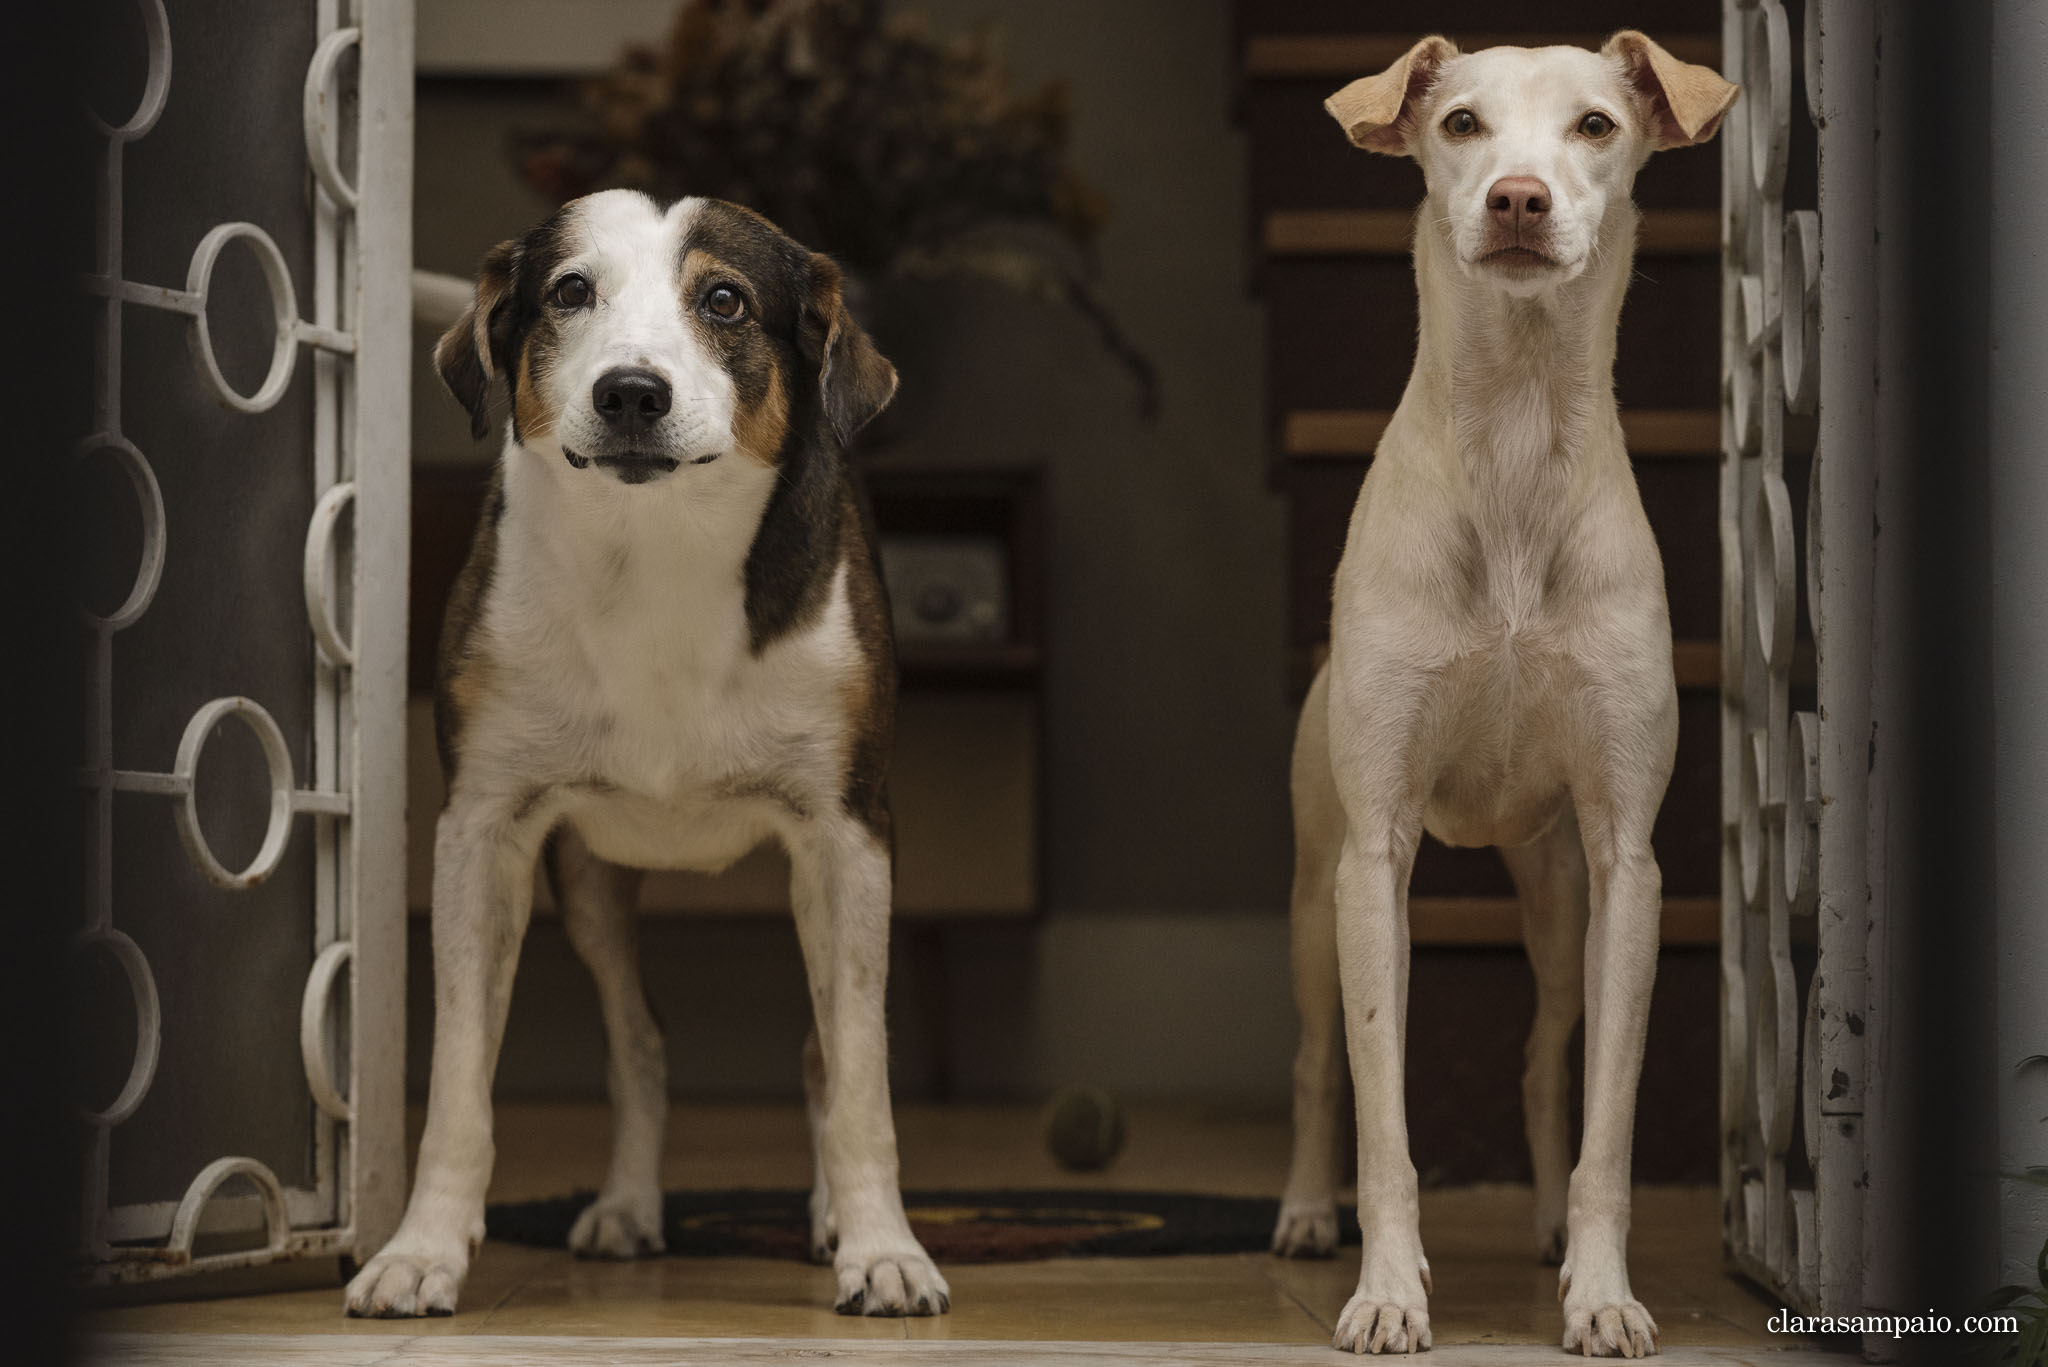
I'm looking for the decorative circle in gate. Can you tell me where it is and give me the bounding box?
[88,0,170,143]
[185,223,306,414]
[303,28,363,210]
[1781,212,1821,415]
[300,941,355,1122]
[172,696,300,892]
[76,434,166,632]
[303,481,357,668]
[75,927,162,1128]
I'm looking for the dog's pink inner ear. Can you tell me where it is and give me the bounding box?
[1325,35,1457,156]
[1606,30,1740,149]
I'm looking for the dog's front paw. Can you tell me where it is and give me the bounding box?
[1559,1262,1659,1357]
[568,1191,666,1259]
[833,1243,951,1317]
[1332,1244,1432,1354]
[1271,1197,1339,1258]
[1334,1289,1431,1355]
[345,1239,470,1318]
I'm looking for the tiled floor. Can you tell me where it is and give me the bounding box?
[83,1102,1840,1363]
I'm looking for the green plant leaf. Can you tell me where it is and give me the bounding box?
[1990,1285,2036,1309]
[2017,1311,2048,1367]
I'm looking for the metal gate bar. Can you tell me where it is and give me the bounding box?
[1719,0,1877,1319]
[77,0,408,1283]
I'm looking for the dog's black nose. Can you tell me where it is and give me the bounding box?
[592,368,672,434]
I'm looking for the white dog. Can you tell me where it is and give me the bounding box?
[345,191,948,1320]
[1269,34,1736,1357]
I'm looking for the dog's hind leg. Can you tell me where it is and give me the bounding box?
[552,828,666,1259]
[789,817,950,1317]
[1274,667,1347,1259]
[1500,805,1589,1266]
[802,1026,835,1262]
[346,796,549,1317]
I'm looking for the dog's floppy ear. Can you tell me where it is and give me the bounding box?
[806,254,898,446]
[1326,35,1458,156]
[434,239,519,442]
[1605,30,1739,149]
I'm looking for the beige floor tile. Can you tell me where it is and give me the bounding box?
[1263,1185,1782,1350]
[80,1242,558,1337]
[905,1253,1323,1343]
[468,1255,910,1339]
[86,1332,1857,1365]
[81,1102,1816,1355]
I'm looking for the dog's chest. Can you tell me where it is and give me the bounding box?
[490,498,857,816]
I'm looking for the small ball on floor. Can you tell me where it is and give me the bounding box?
[1043,1086,1125,1172]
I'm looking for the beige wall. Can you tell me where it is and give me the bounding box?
[409,0,1298,1101]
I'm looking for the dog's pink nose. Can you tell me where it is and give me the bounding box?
[1486,176,1552,229]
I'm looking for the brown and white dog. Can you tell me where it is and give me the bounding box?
[345,190,948,1319]
[1270,34,1735,1358]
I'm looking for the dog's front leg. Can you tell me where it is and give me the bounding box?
[1557,797,1664,1358]
[1331,819,1431,1354]
[345,797,544,1317]
[789,820,949,1316]
[553,829,666,1260]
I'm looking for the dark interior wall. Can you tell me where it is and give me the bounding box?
[860,0,1292,916]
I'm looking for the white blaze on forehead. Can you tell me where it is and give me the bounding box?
[539,190,736,465]
[1417,45,1643,280]
[1432,46,1629,120]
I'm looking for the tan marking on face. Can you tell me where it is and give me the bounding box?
[515,341,555,441]
[680,245,783,464]
[732,363,788,467]
[681,247,743,290]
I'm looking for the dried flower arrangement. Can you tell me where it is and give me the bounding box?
[514,0,1157,414]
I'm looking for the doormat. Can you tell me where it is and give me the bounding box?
[485,1189,1362,1262]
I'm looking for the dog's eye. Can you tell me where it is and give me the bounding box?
[551,273,592,309]
[1442,108,1478,137]
[703,285,746,322]
[1578,111,1616,139]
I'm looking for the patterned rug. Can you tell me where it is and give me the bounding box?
[486,1189,1362,1262]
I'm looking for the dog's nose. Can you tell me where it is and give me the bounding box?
[1486,176,1552,231]
[592,367,672,434]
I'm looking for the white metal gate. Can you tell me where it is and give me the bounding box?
[78,0,411,1282]
[1719,0,1878,1319]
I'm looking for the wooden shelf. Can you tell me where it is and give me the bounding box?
[897,641,1042,688]
[1412,895,1720,946]
[1671,640,1720,690]
[1265,208,1719,258]
[1289,639,1800,695]
[1284,407,1722,459]
[1244,32,1720,80]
